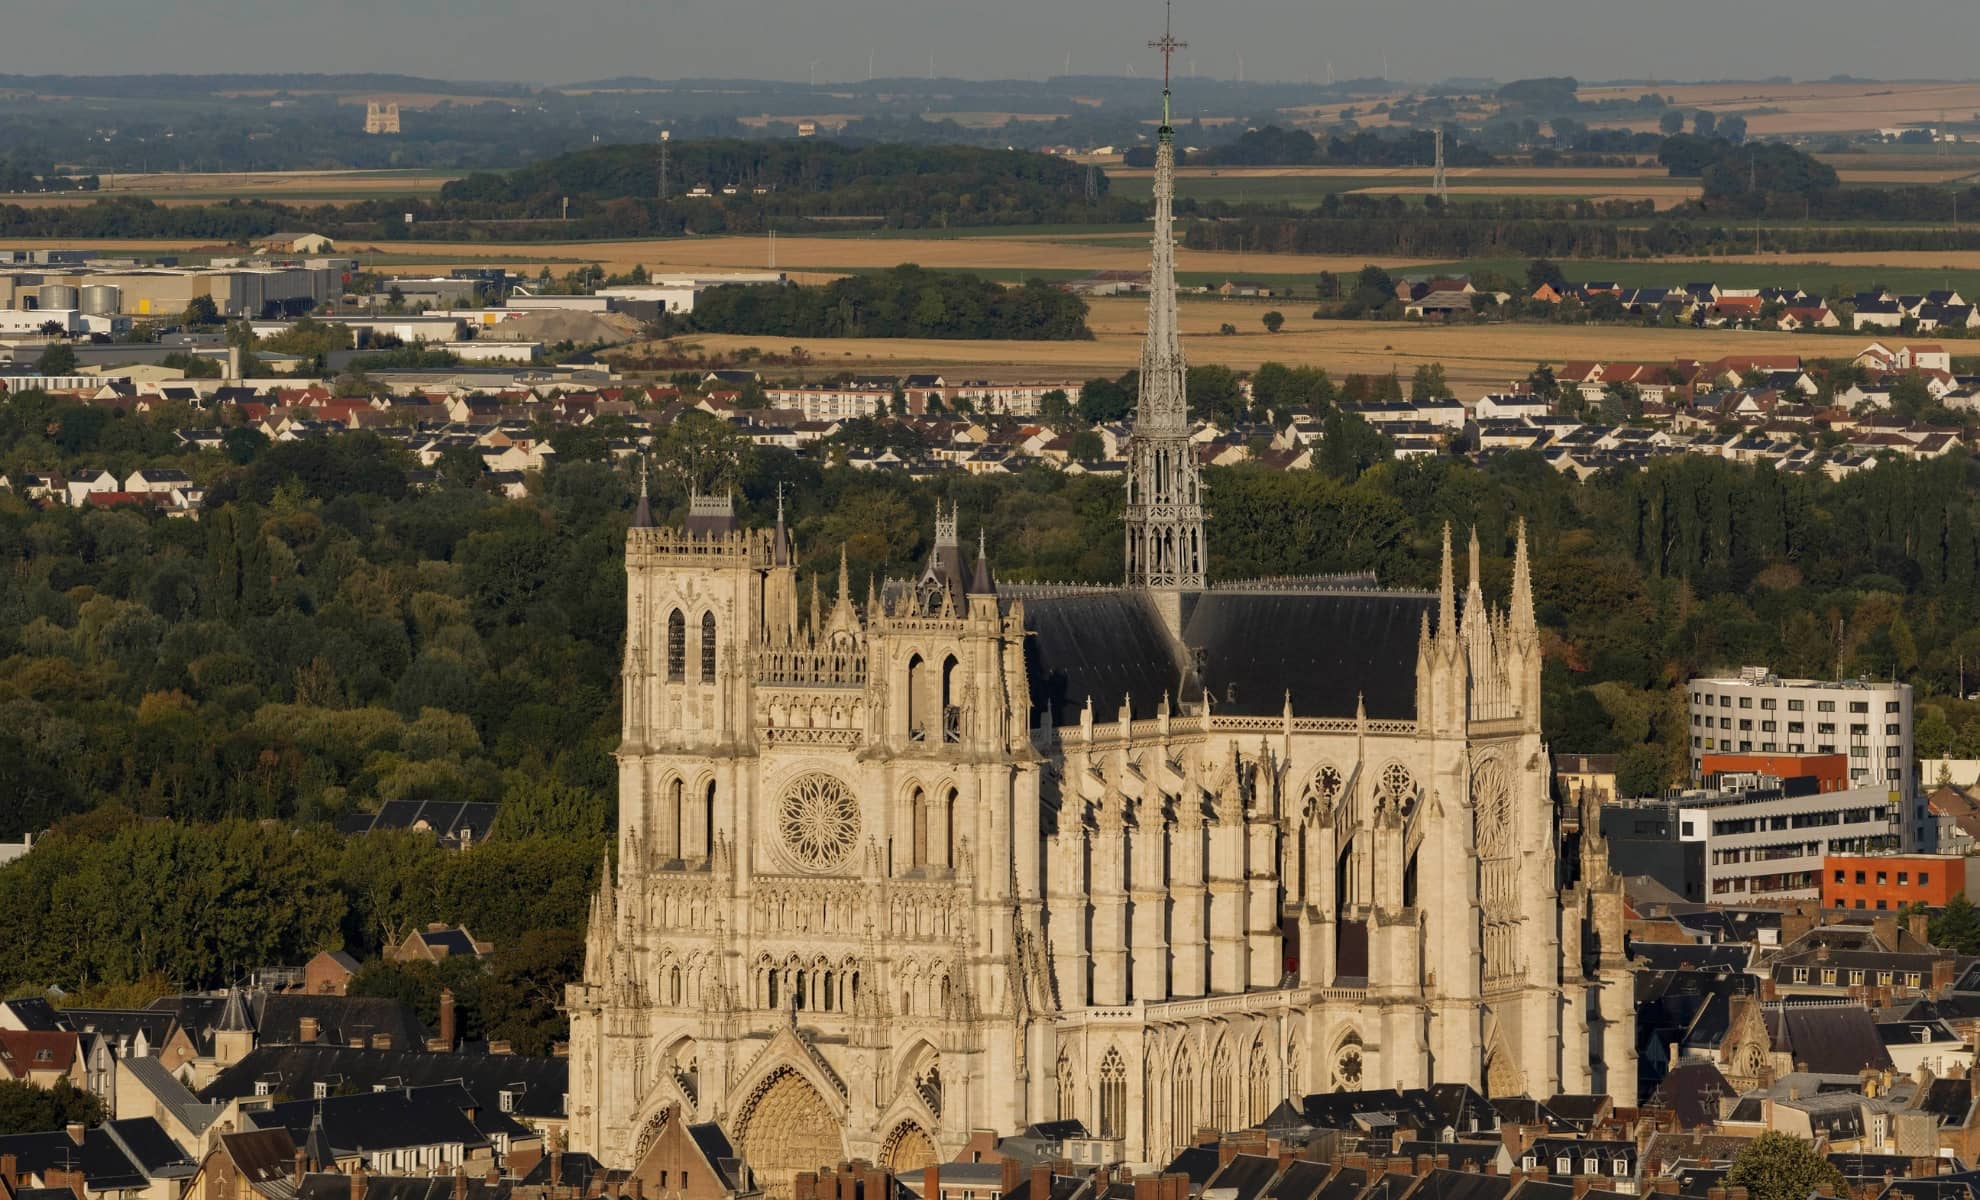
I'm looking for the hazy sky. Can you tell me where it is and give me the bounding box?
[3,0,1979,87]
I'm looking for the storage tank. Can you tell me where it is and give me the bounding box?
[79,284,121,316]
[37,284,78,311]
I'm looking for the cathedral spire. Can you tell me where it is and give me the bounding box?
[1511,517,1535,637]
[1437,522,1456,644]
[1123,4,1204,596]
[1462,525,1485,639]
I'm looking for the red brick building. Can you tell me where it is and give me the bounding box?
[1822,852,1980,910]
[1702,752,1849,793]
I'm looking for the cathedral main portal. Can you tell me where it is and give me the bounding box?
[734,1067,845,1199]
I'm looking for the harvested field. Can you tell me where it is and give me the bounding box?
[625,295,1863,397]
[1580,81,1980,137]
[3,169,460,206]
[337,235,1431,279]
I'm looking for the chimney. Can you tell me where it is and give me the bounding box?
[1414,1155,1432,1177]
[1573,1176,1594,1200]
[1873,915,1899,950]
[795,1172,817,1200]
[549,1150,562,1190]
[1033,1164,1052,1200]
[1003,1158,1023,1199]
[1910,914,1932,944]
[294,1148,307,1186]
[300,1017,319,1044]
[48,1168,83,1200]
[439,989,457,1049]
[1131,1174,1158,1200]
[351,1164,367,1200]
[1708,1188,1726,1200]
[628,1177,643,1200]
[1653,1179,1680,1196]
[924,1165,942,1200]
[0,1154,15,1188]
[453,1168,467,1200]
[1729,1189,1749,1200]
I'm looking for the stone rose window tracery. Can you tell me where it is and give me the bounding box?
[779,772,860,871]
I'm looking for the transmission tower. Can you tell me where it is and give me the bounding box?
[657,130,671,204]
[1432,129,1448,201]
[1085,162,1099,205]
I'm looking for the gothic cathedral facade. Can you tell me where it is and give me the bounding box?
[566,57,1635,1199]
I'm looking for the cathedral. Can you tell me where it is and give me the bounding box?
[565,42,1635,1195]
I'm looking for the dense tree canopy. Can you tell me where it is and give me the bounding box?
[678,267,1091,341]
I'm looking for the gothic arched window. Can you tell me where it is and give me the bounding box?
[666,609,686,681]
[1056,1050,1079,1124]
[1098,1048,1127,1139]
[700,611,717,682]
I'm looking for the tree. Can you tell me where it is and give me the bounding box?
[1692,111,1718,138]
[1261,311,1285,334]
[1719,115,1748,144]
[1723,1133,1842,1200]
[1408,363,1449,402]
[1526,259,1567,294]
[1930,895,1980,955]
[1659,110,1685,136]
[33,342,77,375]
[1077,376,1134,425]
[182,295,222,328]
[0,1079,105,1136]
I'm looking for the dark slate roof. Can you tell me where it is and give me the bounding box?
[1311,1166,1368,1200]
[1163,1146,1220,1187]
[518,1152,606,1190]
[1261,1160,1332,1200]
[298,1177,512,1200]
[686,1124,749,1194]
[1779,1006,1894,1075]
[417,930,481,957]
[202,1045,567,1120]
[56,1008,180,1047]
[1205,1154,1282,1200]
[1019,589,1184,726]
[0,1120,191,1191]
[1178,588,1433,719]
[1647,1061,1734,1129]
[1402,1170,1507,1200]
[338,800,500,840]
[1,999,62,1031]
[104,1118,199,1176]
[245,1085,491,1156]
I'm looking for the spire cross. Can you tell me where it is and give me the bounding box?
[1149,0,1186,118]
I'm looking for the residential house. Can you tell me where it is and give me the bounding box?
[0,1119,199,1200]
[385,925,492,965]
[0,1031,84,1091]
[301,952,361,998]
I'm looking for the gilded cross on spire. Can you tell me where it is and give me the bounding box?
[1148,0,1186,127]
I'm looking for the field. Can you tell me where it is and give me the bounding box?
[627,295,1875,396]
[1579,80,1980,137]
[1109,164,1702,209]
[0,169,461,206]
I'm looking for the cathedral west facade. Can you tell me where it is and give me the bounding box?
[566,52,1635,1196]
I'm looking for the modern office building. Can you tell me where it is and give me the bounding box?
[1688,667,1919,846]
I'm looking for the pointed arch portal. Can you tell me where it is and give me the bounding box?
[734,1067,844,1200]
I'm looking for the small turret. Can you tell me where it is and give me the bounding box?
[630,459,654,529]
[969,530,997,596]
[1511,516,1536,641]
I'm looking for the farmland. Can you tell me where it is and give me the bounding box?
[628,294,1879,397]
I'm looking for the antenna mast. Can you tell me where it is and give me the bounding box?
[1433,128,1448,201]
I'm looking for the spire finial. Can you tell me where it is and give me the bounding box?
[1149,0,1186,127]
[836,544,850,602]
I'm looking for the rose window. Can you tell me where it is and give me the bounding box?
[1336,1049,1363,1087]
[778,772,860,871]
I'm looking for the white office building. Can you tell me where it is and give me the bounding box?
[1677,773,1902,901]
[1688,667,1919,845]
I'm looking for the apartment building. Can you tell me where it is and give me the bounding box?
[1688,667,1919,846]
[1665,772,1901,901]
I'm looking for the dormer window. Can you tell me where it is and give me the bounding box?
[254,1081,272,1097]
[499,1090,516,1113]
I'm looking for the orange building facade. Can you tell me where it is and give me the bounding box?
[1822,853,1980,910]
[1702,752,1850,793]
